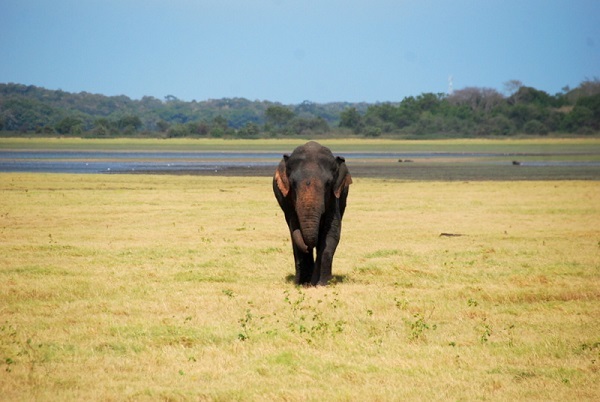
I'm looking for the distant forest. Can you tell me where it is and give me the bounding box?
[1,80,599,138]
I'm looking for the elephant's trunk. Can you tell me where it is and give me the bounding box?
[294,177,325,251]
[292,228,309,253]
[298,213,320,250]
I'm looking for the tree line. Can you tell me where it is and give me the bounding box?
[340,80,600,137]
[0,80,598,138]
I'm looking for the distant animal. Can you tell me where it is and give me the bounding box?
[512,160,521,166]
[273,141,352,286]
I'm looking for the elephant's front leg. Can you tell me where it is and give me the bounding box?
[286,213,314,285]
[313,217,341,286]
[293,244,314,285]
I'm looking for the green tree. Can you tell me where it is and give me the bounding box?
[394,103,419,129]
[561,94,600,133]
[55,116,83,135]
[481,115,514,136]
[156,120,170,132]
[575,93,600,131]
[523,120,548,135]
[210,115,230,137]
[187,121,210,136]
[237,122,260,138]
[508,104,540,130]
[510,86,555,107]
[167,124,190,138]
[339,107,363,133]
[92,117,114,137]
[117,115,142,131]
[265,105,294,128]
[363,126,381,137]
[288,117,330,135]
[414,93,445,112]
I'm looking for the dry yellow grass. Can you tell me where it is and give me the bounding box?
[2,136,599,153]
[1,173,599,400]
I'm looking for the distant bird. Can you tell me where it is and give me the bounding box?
[512,161,521,166]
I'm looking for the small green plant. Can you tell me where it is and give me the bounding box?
[283,288,306,312]
[1,324,18,372]
[222,289,235,298]
[282,289,345,343]
[330,291,341,309]
[405,312,437,342]
[238,309,253,341]
[0,323,49,379]
[394,297,408,310]
[479,322,493,343]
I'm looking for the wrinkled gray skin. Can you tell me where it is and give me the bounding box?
[273,141,352,286]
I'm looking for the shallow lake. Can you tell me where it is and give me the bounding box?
[1,150,599,179]
[0,150,497,174]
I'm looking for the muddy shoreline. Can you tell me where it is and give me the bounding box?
[136,162,600,181]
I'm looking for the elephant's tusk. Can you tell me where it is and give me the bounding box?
[292,229,309,253]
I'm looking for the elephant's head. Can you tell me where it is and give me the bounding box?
[274,141,352,252]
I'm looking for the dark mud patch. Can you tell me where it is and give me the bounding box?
[142,162,600,181]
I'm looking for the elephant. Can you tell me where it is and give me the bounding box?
[273,141,352,286]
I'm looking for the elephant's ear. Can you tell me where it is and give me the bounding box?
[334,156,352,199]
[274,155,290,197]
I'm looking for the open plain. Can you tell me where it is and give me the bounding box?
[1,139,600,400]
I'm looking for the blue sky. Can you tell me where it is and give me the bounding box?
[1,0,598,104]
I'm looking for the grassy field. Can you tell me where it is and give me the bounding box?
[1,172,599,400]
[2,136,600,154]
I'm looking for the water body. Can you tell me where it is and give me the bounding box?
[0,150,497,174]
[0,151,279,174]
[1,150,599,180]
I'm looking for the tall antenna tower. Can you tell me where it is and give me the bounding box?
[448,75,454,95]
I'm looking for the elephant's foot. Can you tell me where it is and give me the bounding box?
[296,267,314,285]
[316,277,331,286]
